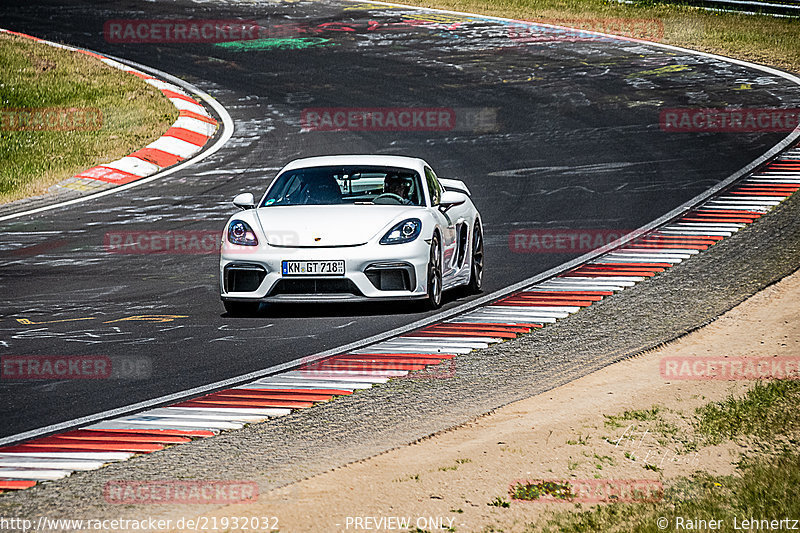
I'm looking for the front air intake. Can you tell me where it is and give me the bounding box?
[224,264,267,292]
[270,278,361,295]
[365,262,415,291]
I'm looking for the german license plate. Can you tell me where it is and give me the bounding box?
[282,260,345,276]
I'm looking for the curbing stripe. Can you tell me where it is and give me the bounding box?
[0,480,37,490]
[75,166,141,185]
[0,28,222,212]
[82,421,222,432]
[0,458,105,470]
[103,418,243,430]
[129,147,183,167]
[146,136,201,158]
[168,97,207,114]
[102,156,160,177]
[0,469,72,481]
[4,14,800,494]
[173,116,217,136]
[163,126,211,146]
[179,109,218,125]
[2,10,795,450]
[0,451,133,461]
[161,89,198,103]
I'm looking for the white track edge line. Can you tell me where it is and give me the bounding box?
[0,33,234,223]
[1,10,799,447]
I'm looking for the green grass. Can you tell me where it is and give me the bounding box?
[532,451,800,533]
[566,434,590,445]
[394,473,421,482]
[511,480,574,502]
[404,0,800,73]
[695,379,800,444]
[0,33,177,203]
[593,453,615,468]
[4,2,795,206]
[488,496,512,507]
[526,380,800,532]
[604,406,662,427]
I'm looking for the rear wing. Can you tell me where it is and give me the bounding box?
[439,178,471,196]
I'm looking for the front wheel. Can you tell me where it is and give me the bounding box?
[466,222,484,294]
[424,235,443,310]
[223,300,261,316]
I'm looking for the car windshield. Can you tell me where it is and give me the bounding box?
[260,165,424,207]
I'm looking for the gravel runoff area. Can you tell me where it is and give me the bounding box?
[2,189,800,524]
[188,241,800,532]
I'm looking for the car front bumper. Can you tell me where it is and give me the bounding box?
[219,239,430,303]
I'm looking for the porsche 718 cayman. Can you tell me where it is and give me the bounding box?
[219,155,483,314]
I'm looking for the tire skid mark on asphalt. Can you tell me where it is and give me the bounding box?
[2,0,800,490]
[2,146,799,489]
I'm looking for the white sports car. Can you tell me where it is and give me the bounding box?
[219,155,484,315]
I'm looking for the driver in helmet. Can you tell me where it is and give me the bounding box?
[383,174,413,205]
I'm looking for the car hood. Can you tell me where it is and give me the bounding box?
[253,205,420,247]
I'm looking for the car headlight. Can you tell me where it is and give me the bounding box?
[380,218,422,245]
[227,220,258,246]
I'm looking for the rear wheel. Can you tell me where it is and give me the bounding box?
[223,300,261,316]
[466,222,484,294]
[424,235,443,310]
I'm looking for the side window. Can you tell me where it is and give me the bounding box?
[424,167,442,206]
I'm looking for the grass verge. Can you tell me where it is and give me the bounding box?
[527,379,800,532]
[0,33,177,204]
[404,0,800,73]
[695,379,800,444]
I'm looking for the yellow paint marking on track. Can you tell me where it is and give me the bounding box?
[58,179,108,192]
[400,12,474,23]
[102,315,189,324]
[15,315,188,326]
[344,2,404,10]
[15,317,97,325]
[627,64,691,78]
[502,76,535,83]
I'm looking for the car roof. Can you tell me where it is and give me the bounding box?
[279,155,429,173]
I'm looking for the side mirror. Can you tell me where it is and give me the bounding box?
[439,190,467,211]
[233,192,255,210]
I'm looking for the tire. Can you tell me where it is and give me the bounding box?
[424,234,443,310]
[223,300,261,316]
[466,221,484,294]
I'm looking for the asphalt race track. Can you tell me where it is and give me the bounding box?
[1,0,799,439]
